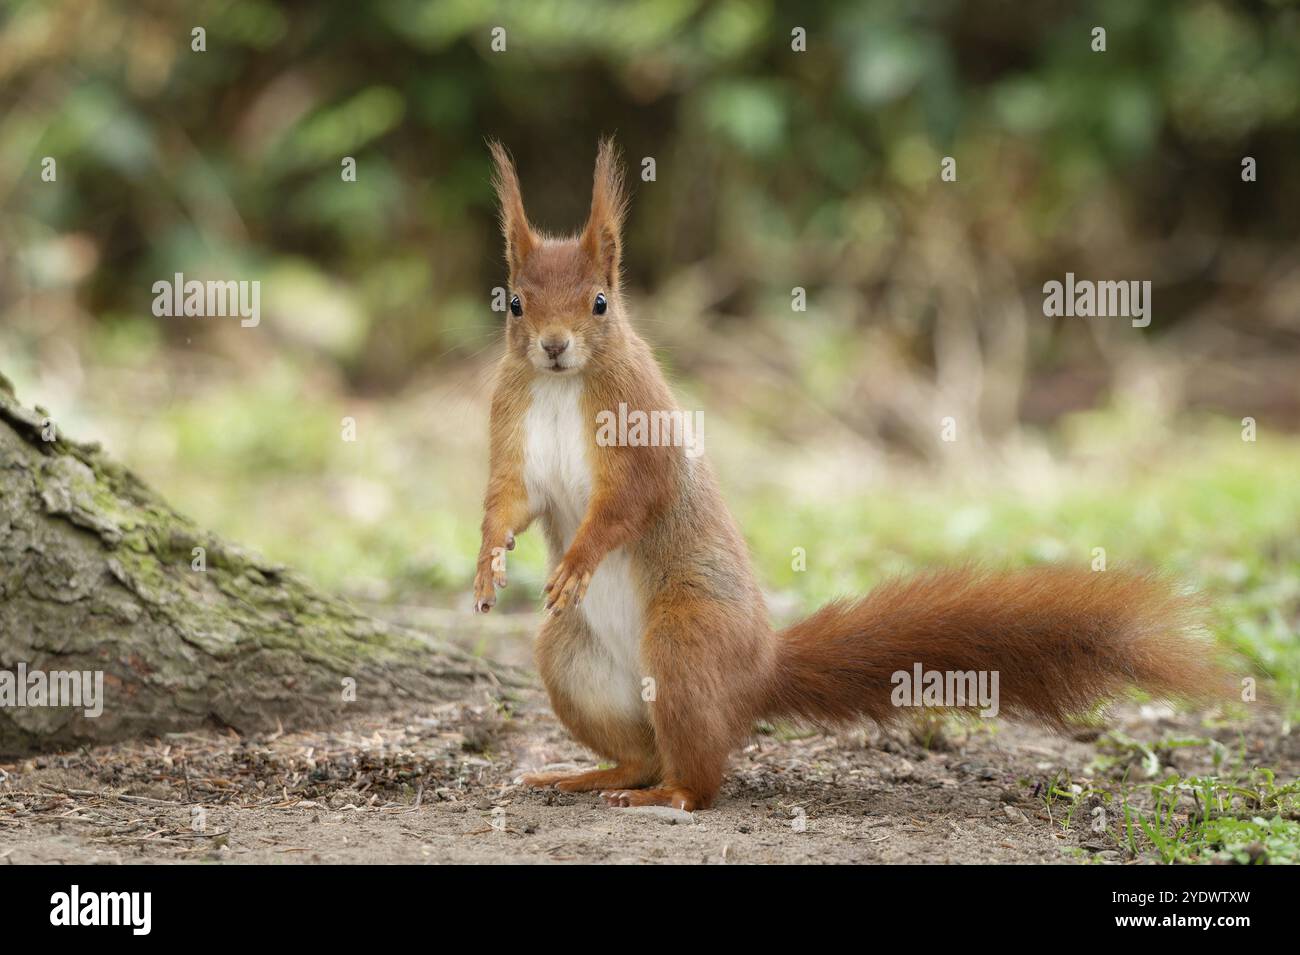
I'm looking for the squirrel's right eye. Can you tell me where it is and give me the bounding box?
[509,295,522,317]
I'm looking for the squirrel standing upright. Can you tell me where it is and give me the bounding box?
[473,139,1218,812]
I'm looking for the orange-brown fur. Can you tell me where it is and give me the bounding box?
[473,139,1224,813]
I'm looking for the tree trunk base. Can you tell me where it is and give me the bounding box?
[0,374,519,756]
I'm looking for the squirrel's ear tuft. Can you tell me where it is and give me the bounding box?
[488,140,536,279]
[580,137,627,288]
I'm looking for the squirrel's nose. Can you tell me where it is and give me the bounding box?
[542,337,570,359]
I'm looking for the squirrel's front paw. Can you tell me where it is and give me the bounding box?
[543,556,594,614]
[473,532,514,613]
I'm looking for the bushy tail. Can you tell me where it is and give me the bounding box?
[765,566,1225,728]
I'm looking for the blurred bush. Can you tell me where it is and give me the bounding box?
[2,0,1298,444]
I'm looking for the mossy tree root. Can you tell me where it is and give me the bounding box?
[0,374,516,756]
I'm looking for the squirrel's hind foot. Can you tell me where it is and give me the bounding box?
[601,786,706,812]
[522,763,657,793]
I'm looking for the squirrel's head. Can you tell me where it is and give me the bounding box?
[488,138,628,376]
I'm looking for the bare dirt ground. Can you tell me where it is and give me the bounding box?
[2,673,1291,864]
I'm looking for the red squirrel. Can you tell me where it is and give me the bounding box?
[473,139,1220,812]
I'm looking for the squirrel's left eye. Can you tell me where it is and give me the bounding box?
[593,292,607,316]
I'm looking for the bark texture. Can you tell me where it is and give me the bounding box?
[0,374,514,755]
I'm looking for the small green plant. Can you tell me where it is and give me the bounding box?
[1189,816,1300,864]
[1109,768,1300,863]
[1039,771,1110,833]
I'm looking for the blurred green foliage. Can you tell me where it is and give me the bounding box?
[3,0,1298,397]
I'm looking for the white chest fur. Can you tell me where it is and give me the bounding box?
[523,377,647,720]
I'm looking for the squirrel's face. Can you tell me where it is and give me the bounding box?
[507,241,619,375]
[489,139,628,377]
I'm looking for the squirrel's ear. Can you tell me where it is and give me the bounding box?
[488,140,536,279]
[580,137,627,288]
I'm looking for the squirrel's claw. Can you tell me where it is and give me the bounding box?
[474,533,516,612]
[544,562,593,614]
[473,566,498,613]
[473,564,495,612]
[473,582,495,611]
